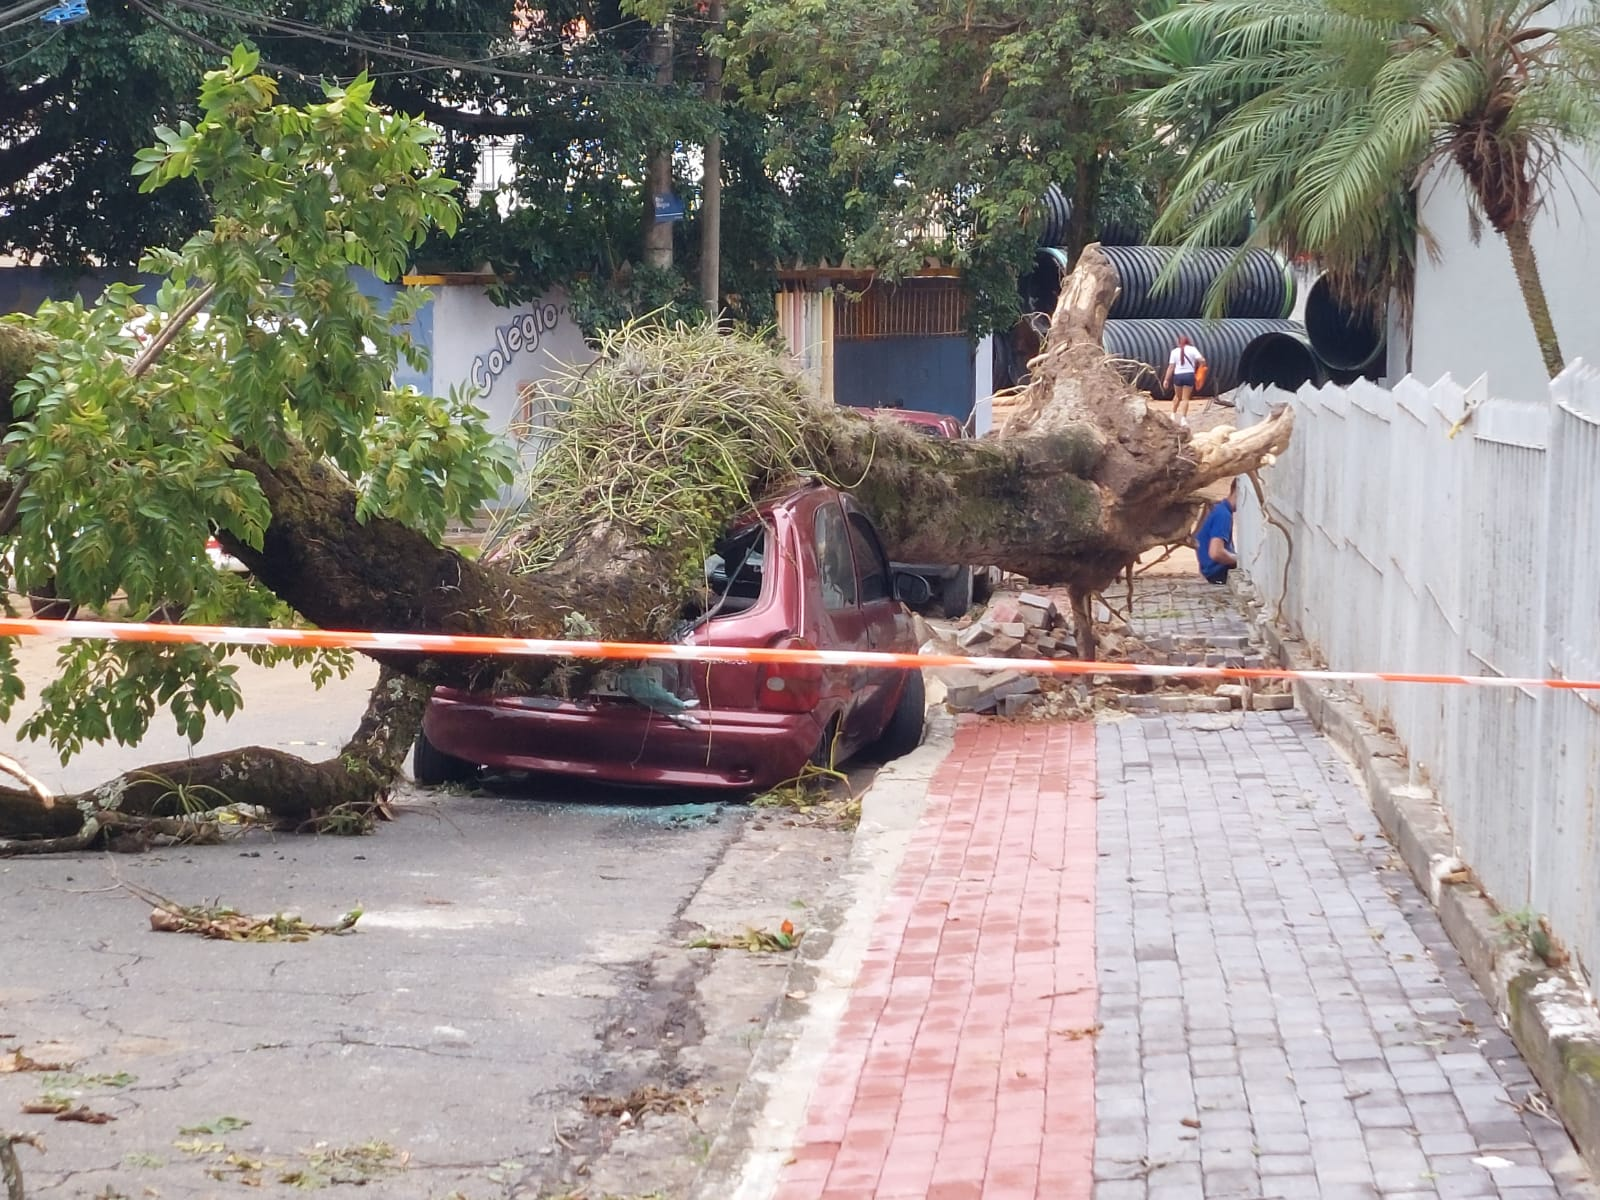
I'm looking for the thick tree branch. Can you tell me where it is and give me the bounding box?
[0,61,77,124]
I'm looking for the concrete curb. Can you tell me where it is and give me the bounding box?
[688,701,957,1200]
[1244,591,1600,1173]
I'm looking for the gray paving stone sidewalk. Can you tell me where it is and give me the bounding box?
[1095,711,1595,1200]
[1124,574,1255,643]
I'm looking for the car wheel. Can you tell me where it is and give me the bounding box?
[413,727,476,786]
[939,566,974,620]
[870,670,926,761]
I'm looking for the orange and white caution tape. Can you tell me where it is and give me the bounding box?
[1,617,1598,692]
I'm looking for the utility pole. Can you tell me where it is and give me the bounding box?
[699,0,725,316]
[643,20,676,271]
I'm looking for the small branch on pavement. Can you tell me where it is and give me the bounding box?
[2,1130,43,1200]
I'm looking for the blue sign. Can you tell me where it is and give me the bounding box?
[40,0,88,23]
[653,192,685,224]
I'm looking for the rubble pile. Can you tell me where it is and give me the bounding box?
[925,586,1294,720]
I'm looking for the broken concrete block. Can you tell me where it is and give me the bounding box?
[999,693,1038,718]
[983,601,1021,625]
[956,623,994,650]
[988,635,1023,656]
[1156,694,1233,713]
[945,669,1039,712]
[1215,684,1248,710]
[1252,693,1295,711]
[1114,693,1159,711]
[999,622,1028,638]
[1017,592,1060,629]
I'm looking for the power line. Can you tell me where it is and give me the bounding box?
[0,0,62,38]
[0,23,57,67]
[154,0,660,90]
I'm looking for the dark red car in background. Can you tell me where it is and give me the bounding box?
[414,483,926,792]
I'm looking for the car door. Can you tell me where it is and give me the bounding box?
[844,508,911,735]
[809,497,873,736]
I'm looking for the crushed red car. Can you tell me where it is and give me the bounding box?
[414,482,927,792]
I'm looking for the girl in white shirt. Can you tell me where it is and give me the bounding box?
[1162,336,1205,424]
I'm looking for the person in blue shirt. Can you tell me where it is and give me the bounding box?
[1195,478,1239,584]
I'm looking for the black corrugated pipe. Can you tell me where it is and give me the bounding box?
[1099,246,1295,321]
[1102,318,1307,398]
[1038,185,1146,248]
[1023,247,1073,316]
[1304,275,1386,373]
[1238,328,1329,392]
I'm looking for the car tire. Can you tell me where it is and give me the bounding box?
[940,566,974,620]
[413,727,476,786]
[870,670,926,761]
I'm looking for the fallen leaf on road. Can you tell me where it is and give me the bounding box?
[21,1099,71,1115]
[1,1050,73,1074]
[53,1106,115,1124]
[149,904,360,942]
[1180,1117,1201,1129]
[688,926,800,953]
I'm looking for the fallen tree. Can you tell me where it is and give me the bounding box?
[0,51,1290,852]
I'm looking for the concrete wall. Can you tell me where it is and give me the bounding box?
[1235,370,1600,987]
[0,267,161,313]
[1410,144,1599,397]
[425,286,593,449]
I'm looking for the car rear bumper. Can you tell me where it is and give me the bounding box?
[422,692,824,792]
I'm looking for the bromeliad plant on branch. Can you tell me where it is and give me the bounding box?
[0,51,1290,854]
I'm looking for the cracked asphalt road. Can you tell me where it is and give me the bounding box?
[0,654,758,1198]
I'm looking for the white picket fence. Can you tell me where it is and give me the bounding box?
[1235,367,1600,984]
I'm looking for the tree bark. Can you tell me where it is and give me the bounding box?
[1502,217,1565,379]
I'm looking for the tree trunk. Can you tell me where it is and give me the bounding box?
[1066,153,1104,262]
[643,21,676,271]
[0,245,1291,848]
[699,0,725,315]
[1502,217,1564,379]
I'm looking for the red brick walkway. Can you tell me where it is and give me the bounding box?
[774,720,1098,1200]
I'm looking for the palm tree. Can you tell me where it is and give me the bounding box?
[1131,0,1600,379]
